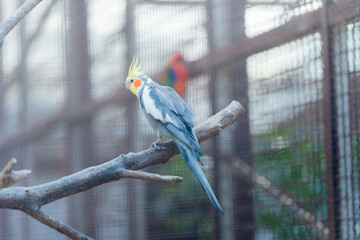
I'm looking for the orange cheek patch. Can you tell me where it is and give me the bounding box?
[134,79,142,88]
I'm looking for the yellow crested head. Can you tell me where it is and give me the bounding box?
[125,56,145,96]
[126,56,143,83]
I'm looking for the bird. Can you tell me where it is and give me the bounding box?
[164,52,189,98]
[125,57,224,214]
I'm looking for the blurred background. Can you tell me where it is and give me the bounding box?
[0,0,360,239]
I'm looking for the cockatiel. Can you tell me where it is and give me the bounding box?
[125,57,224,214]
[164,52,189,98]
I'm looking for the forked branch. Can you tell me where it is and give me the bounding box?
[0,101,245,240]
[0,158,31,189]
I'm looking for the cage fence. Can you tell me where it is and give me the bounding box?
[0,0,360,239]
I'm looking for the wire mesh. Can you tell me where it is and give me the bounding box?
[1,0,360,239]
[248,33,326,240]
[333,18,360,239]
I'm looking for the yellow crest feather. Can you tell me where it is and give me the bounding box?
[127,56,143,82]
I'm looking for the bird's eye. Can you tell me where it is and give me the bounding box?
[130,79,134,83]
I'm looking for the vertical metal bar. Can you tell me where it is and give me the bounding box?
[232,61,254,240]
[19,0,28,130]
[210,73,221,240]
[0,2,8,239]
[348,68,357,240]
[66,0,95,237]
[205,0,221,238]
[62,1,73,234]
[320,1,339,239]
[18,0,30,238]
[345,23,356,239]
[313,35,326,224]
[0,0,4,135]
[351,22,360,239]
[230,1,254,239]
[125,1,138,239]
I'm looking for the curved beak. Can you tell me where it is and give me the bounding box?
[125,81,129,90]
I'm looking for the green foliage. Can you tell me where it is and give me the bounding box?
[253,127,327,239]
[256,210,316,239]
[148,155,213,238]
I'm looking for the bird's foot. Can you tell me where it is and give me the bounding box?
[150,138,166,150]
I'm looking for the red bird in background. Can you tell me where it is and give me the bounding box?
[164,52,189,98]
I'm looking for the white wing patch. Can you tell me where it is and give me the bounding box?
[142,85,177,126]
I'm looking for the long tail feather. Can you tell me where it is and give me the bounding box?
[175,140,224,214]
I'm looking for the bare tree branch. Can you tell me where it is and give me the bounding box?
[0,158,31,189]
[122,169,183,183]
[0,100,244,240]
[25,208,94,240]
[234,159,330,240]
[0,0,45,47]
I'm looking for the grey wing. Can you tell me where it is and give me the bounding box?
[140,83,202,156]
[157,85,195,128]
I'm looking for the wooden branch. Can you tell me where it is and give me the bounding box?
[0,101,244,239]
[234,159,330,240]
[0,158,31,189]
[0,0,44,47]
[122,170,183,183]
[25,208,94,240]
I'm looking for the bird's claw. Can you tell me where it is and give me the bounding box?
[150,138,166,150]
[153,144,166,150]
[152,142,166,150]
